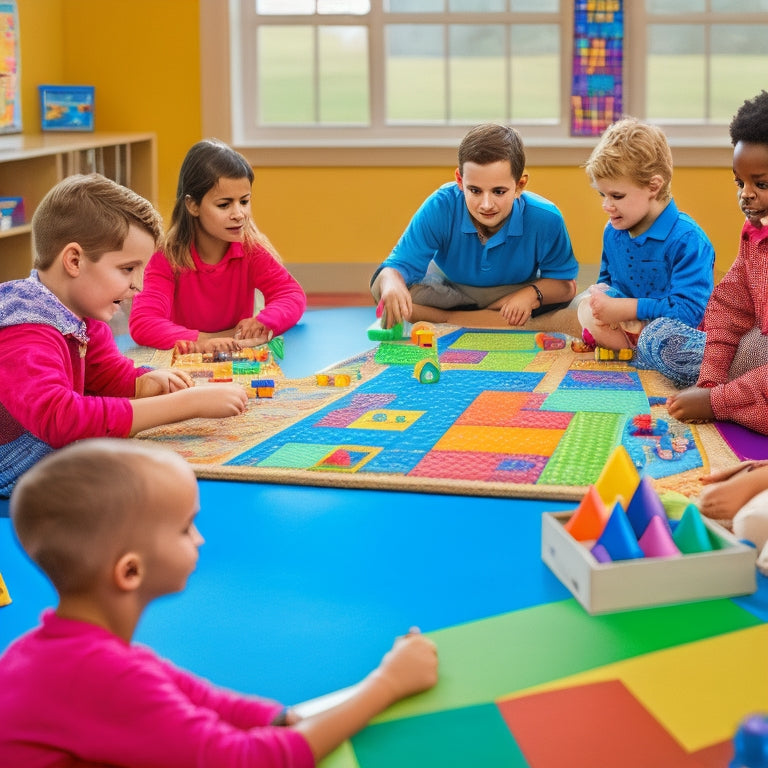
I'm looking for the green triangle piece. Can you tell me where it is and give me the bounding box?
[268,335,284,360]
[659,490,692,521]
[672,504,714,554]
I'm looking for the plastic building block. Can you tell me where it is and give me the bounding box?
[595,502,645,561]
[414,358,441,384]
[534,332,565,350]
[367,317,410,342]
[268,335,285,360]
[638,515,681,558]
[595,346,633,361]
[594,445,641,508]
[730,713,768,767]
[410,321,437,348]
[590,543,613,563]
[563,485,610,541]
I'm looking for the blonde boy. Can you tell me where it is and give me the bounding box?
[578,117,714,359]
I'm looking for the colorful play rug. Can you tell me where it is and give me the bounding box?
[134,327,743,502]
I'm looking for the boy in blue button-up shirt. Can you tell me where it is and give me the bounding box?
[577,117,715,353]
[371,123,579,330]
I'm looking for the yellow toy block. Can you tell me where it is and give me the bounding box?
[0,571,11,607]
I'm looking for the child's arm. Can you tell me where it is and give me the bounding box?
[371,267,413,329]
[698,463,768,520]
[666,386,714,423]
[129,380,247,435]
[293,630,438,761]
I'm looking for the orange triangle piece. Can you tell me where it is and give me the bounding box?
[564,485,610,541]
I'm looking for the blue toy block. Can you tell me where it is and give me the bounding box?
[625,475,671,539]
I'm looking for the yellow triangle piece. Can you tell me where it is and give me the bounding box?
[594,445,641,509]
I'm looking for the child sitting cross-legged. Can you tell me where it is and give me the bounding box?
[0,439,439,767]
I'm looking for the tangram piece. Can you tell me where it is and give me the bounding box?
[626,475,671,538]
[497,680,700,768]
[659,490,692,521]
[638,515,682,559]
[672,504,714,554]
[0,572,10,607]
[594,445,640,508]
[590,543,613,563]
[564,485,610,541]
[595,502,644,561]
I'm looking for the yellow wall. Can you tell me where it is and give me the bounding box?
[15,0,743,281]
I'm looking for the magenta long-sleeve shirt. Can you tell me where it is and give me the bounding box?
[129,242,307,349]
[0,610,315,768]
[0,319,139,448]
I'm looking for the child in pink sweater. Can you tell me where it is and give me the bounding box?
[0,174,247,497]
[0,439,439,767]
[129,139,306,352]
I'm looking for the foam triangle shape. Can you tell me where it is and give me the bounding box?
[659,490,691,521]
[590,543,613,563]
[626,476,671,538]
[564,485,610,541]
[594,446,641,508]
[672,504,714,554]
[638,515,681,558]
[595,502,644,561]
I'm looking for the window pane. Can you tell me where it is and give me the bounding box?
[511,0,559,10]
[710,24,768,120]
[712,0,768,10]
[257,26,315,123]
[646,24,705,119]
[385,0,444,11]
[386,25,445,122]
[318,0,370,12]
[645,0,705,12]
[318,26,369,123]
[449,25,505,122]
[449,0,505,11]
[510,24,559,119]
[256,0,315,14]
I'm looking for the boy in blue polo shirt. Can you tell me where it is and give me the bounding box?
[370,123,579,330]
[577,117,715,356]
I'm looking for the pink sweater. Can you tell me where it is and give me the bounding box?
[129,242,307,349]
[698,221,768,434]
[0,319,138,448]
[0,610,315,768]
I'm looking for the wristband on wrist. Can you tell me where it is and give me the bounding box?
[529,283,544,308]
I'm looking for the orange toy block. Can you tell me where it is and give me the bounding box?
[563,485,610,541]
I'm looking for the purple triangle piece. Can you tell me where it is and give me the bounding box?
[590,543,613,563]
[626,476,671,538]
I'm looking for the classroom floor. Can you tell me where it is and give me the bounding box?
[2,304,767,767]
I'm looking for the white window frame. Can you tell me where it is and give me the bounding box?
[200,0,763,165]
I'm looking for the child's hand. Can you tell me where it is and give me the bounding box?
[498,290,537,326]
[377,270,412,329]
[234,318,272,347]
[135,368,194,398]
[182,383,248,418]
[666,387,714,422]
[373,628,438,702]
[175,338,242,355]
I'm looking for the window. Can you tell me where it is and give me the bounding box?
[223,0,768,147]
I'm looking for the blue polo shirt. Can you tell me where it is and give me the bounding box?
[377,183,578,288]
[598,199,715,327]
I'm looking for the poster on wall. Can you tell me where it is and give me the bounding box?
[0,0,20,134]
[571,0,623,137]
